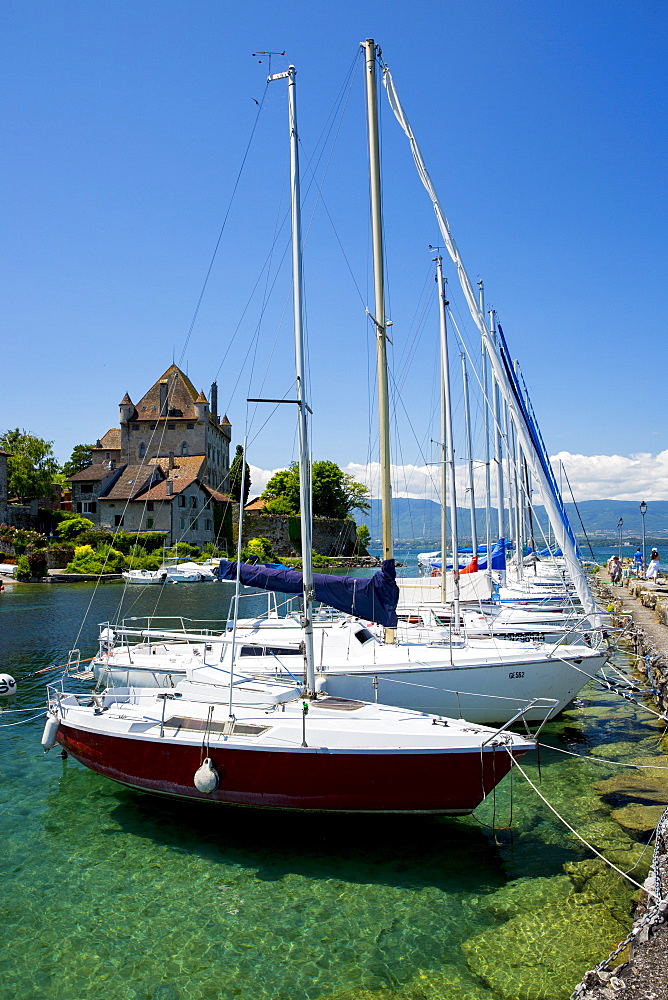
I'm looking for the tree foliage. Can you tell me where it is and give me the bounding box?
[56,516,95,541]
[261,461,370,519]
[0,428,60,503]
[63,444,94,478]
[228,444,252,505]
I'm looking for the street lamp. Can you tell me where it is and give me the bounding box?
[617,518,623,561]
[640,501,647,574]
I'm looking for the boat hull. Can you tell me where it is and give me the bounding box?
[56,723,525,814]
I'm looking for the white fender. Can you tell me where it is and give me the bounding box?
[194,757,219,793]
[0,674,16,698]
[41,713,60,752]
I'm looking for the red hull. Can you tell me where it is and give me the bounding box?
[57,725,526,814]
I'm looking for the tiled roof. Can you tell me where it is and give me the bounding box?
[149,455,206,479]
[244,497,269,511]
[202,484,233,504]
[68,465,118,483]
[133,365,202,420]
[140,476,198,502]
[221,414,231,425]
[119,392,133,405]
[93,429,121,450]
[101,465,162,500]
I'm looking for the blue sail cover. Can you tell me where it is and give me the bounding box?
[477,538,507,572]
[215,559,399,627]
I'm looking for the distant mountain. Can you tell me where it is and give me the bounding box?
[355,498,668,544]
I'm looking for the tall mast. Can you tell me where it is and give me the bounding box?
[363,38,394,643]
[269,63,315,695]
[489,308,506,584]
[461,353,478,559]
[478,280,492,566]
[435,256,460,626]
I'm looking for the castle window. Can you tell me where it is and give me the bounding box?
[114,515,124,527]
[80,484,93,494]
[178,496,186,508]
[180,442,188,456]
[150,424,156,430]
[190,496,198,509]
[167,423,175,430]
[180,518,185,530]
[82,501,97,514]
[205,519,212,531]
[187,423,194,429]
[147,501,154,511]
[190,518,198,531]
[147,518,154,529]
[131,425,139,431]
[138,442,146,458]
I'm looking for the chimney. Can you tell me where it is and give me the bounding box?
[168,451,175,469]
[167,482,173,496]
[159,380,168,416]
[210,381,219,424]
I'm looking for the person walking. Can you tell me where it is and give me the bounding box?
[632,548,643,576]
[646,549,661,584]
[610,555,622,585]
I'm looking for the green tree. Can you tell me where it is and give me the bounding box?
[0,429,61,502]
[261,461,370,519]
[228,444,252,505]
[63,443,94,478]
[356,524,371,554]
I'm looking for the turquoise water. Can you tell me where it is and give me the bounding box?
[1,579,667,1000]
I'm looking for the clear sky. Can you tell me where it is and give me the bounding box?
[2,0,666,500]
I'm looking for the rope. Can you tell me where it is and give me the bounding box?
[507,749,660,900]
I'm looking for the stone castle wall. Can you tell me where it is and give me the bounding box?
[233,507,357,557]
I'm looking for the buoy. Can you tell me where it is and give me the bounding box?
[315,675,328,694]
[194,758,219,793]
[0,674,16,698]
[41,713,60,752]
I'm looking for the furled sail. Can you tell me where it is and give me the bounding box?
[215,559,399,628]
[381,63,600,627]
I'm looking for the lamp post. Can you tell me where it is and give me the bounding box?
[640,501,647,574]
[617,518,623,561]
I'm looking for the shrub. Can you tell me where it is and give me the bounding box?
[241,537,279,563]
[15,555,31,581]
[27,549,48,578]
[66,544,127,575]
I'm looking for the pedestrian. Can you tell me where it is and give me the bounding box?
[646,549,661,584]
[632,547,643,576]
[610,555,622,585]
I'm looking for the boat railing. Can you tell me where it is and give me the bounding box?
[481,697,559,745]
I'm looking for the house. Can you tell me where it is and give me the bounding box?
[65,364,235,547]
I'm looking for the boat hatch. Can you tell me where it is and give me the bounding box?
[240,645,302,656]
[315,697,366,711]
[165,716,270,737]
[354,628,374,645]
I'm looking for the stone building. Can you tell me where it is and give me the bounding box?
[66,364,234,548]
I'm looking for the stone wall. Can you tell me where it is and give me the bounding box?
[235,507,358,557]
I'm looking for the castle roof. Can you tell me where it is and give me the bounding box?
[140,476,198,502]
[93,429,121,451]
[133,365,202,420]
[119,392,133,405]
[195,391,208,404]
[68,465,119,483]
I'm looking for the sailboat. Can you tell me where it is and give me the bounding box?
[83,41,609,727]
[42,60,538,813]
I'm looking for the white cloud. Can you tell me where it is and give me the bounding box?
[247,452,668,503]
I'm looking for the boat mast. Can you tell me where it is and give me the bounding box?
[270,63,316,696]
[478,280,492,566]
[363,38,394,643]
[461,353,478,560]
[435,256,460,626]
[489,308,506,584]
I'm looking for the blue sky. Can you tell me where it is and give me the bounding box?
[2,1,666,499]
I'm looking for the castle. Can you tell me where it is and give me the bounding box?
[67,365,233,548]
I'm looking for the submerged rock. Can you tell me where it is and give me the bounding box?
[462,896,628,1000]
